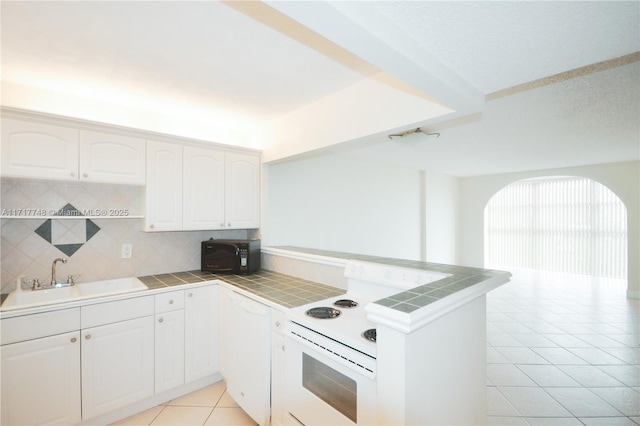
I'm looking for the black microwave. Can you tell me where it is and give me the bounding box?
[201,239,260,275]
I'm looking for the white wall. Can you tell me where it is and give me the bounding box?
[263,154,423,260]
[424,172,459,264]
[459,161,640,298]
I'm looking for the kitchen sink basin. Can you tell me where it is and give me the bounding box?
[3,277,148,309]
[14,286,76,306]
[75,277,148,297]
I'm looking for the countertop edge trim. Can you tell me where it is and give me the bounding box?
[366,274,511,333]
[0,279,222,319]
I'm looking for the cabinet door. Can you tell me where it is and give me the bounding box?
[183,146,225,230]
[81,316,154,420]
[1,118,78,181]
[185,285,219,382]
[271,310,287,426]
[145,141,183,231]
[1,331,81,426]
[155,309,185,394]
[79,130,146,185]
[225,152,260,229]
[219,287,270,426]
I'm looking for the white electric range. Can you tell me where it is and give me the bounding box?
[284,260,450,426]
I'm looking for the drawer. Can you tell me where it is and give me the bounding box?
[155,290,184,313]
[81,295,154,328]
[1,308,80,345]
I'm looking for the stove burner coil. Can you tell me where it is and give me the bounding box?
[333,299,358,308]
[362,328,377,342]
[306,306,341,319]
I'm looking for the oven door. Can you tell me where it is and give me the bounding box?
[284,330,377,426]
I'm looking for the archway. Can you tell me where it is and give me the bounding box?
[484,176,628,285]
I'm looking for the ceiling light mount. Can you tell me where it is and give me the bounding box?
[388,128,440,142]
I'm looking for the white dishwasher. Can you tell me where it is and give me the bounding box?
[219,286,271,426]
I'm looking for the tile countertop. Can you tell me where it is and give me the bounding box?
[1,247,509,325]
[0,269,344,316]
[138,269,345,309]
[265,246,512,333]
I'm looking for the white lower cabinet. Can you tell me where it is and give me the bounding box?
[81,316,155,420]
[220,286,271,426]
[185,285,219,382]
[1,331,82,426]
[155,290,186,394]
[0,283,220,425]
[270,309,287,426]
[155,309,186,394]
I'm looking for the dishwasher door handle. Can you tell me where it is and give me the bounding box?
[228,289,269,316]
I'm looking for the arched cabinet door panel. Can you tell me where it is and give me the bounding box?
[79,130,146,185]
[225,152,260,229]
[1,118,79,181]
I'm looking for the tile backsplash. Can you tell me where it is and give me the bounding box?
[1,179,256,293]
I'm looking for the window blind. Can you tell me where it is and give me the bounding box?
[484,177,627,279]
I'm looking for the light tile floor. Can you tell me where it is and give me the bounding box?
[487,269,640,425]
[114,269,639,426]
[111,380,256,426]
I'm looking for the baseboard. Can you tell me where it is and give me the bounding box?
[627,289,640,299]
[77,373,223,425]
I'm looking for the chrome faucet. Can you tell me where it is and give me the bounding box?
[51,258,67,287]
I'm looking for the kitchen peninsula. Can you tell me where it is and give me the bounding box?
[263,246,511,426]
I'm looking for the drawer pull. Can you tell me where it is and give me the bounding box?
[188,293,193,297]
[85,334,91,340]
[158,318,164,323]
[169,300,174,304]
[71,337,77,343]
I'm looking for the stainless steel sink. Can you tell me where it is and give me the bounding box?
[3,277,148,309]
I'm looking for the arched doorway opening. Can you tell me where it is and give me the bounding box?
[484,176,627,285]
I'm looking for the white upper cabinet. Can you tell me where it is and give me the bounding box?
[1,118,146,185]
[1,118,79,181]
[145,141,183,231]
[146,141,260,232]
[183,146,225,230]
[79,130,145,185]
[225,152,260,229]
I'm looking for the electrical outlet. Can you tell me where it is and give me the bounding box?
[121,243,133,259]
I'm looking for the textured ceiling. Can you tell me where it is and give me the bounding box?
[367,1,639,93]
[1,1,639,176]
[1,1,364,121]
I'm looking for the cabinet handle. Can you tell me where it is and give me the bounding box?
[71,337,77,343]
[150,224,155,229]
[275,321,281,327]
[70,172,76,177]
[158,317,164,323]
[220,223,224,227]
[188,293,193,297]
[85,334,91,340]
[228,223,231,227]
[169,300,174,304]
[83,172,88,178]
